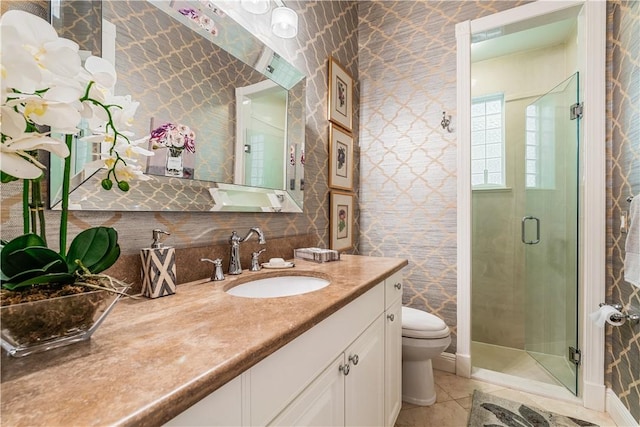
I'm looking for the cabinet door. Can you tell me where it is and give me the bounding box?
[269,355,345,427]
[385,298,402,426]
[250,284,384,426]
[345,315,385,427]
[384,271,403,309]
[164,375,242,427]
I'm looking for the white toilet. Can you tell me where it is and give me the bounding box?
[401,306,451,406]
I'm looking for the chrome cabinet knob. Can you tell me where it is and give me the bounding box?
[349,354,359,366]
[394,283,401,290]
[339,364,350,375]
[387,313,395,321]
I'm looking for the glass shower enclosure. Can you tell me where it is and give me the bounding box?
[522,72,580,395]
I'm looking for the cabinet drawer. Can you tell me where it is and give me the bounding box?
[250,283,384,426]
[384,271,403,309]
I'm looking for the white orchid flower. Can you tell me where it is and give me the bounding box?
[1,10,150,191]
[84,155,150,182]
[82,134,153,160]
[0,25,42,99]
[6,93,82,134]
[109,158,151,182]
[118,136,154,160]
[78,56,117,119]
[83,134,153,181]
[108,95,139,129]
[1,106,27,139]
[84,56,117,90]
[0,132,70,179]
[0,10,82,94]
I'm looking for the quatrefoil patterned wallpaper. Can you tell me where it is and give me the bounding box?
[605,1,639,421]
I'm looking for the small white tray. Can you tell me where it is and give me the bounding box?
[261,262,295,269]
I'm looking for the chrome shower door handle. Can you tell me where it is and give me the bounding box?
[521,216,540,245]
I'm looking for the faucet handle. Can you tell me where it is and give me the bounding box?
[201,258,225,281]
[250,249,266,271]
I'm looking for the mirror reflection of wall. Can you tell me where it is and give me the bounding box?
[48,0,305,213]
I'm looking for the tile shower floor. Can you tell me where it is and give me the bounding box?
[471,341,568,386]
[395,370,618,426]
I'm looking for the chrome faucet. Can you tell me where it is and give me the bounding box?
[228,227,266,275]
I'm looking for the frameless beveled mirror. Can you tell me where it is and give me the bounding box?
[49,0,305,212]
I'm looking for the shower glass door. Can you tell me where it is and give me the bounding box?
[522,72,579,395]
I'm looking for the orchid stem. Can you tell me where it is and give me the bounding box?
[34,177,47,244]
[60,134,73,257]
[22,179,30,235]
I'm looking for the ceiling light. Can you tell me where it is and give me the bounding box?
[271,6,298,38]
[241,0,270,14]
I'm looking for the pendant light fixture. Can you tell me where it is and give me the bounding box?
[240,0,270,14]
[270,5,298,39]
[241,0,298,39]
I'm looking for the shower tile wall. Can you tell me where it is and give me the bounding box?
[606,0,640,422]
[357,1,529,353]
[0,1,360,285]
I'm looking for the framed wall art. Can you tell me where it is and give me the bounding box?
[330,190,354,252]
[328,56,353,132]
[329,123,354,191]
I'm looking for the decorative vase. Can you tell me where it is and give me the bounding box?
[165,147,184,177]
[0,285,128,357]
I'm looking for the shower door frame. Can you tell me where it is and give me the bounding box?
[455,0,606,411]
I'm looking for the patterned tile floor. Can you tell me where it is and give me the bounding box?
[395,370,618,427]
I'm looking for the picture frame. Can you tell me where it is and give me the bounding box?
[328,123,354,191]
[330,191,354,252]
[328,56,353,132]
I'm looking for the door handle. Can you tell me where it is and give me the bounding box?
[521,216,540,245]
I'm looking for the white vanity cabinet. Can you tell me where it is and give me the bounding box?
[344,314,385,426]
[270,314,385,427]
[384,271,403,426]
[165,271,403,427]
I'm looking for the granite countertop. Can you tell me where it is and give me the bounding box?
[1,255,407,427]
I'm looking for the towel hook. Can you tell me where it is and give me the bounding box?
[441,111,453,133]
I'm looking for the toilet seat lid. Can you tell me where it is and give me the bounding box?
[401,306,450,339]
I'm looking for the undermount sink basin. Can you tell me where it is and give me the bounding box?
[226,275,330,298]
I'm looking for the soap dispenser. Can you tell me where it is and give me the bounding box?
[140,229,176,298]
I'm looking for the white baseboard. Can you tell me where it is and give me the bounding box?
[606,389,639,427]
[432,352,456,374]
[455,352,471,378]
[583,380,606,412]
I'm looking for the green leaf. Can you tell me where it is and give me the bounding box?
[88,243,120,274]
[5,256,68,283]
[2,272,75,291]
[85,227,118,271]
[66,227,119,274]
[1,256,71,290]
[1,234,53,278]
[1,171,19,183]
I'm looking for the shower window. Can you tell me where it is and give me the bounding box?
[247,133,265,187]
[525,103,556,189]
[471,93,505,187]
